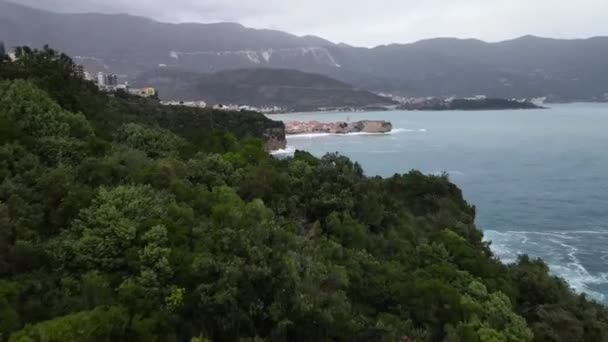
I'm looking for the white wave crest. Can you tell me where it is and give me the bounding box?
[549,263,608,302]
[484,229,608,302]
[286,133,333,139]
[269,146,296,156]
[386,128,427,134]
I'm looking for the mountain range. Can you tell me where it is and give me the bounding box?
[133,68,395,110]
[2,0,608,101]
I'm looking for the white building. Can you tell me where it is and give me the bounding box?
[97,72,106,87]
[83,71,94,81]
[7,49,17,62]
[160,100,207,108]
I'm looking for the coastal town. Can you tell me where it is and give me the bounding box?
[78,66,289,113]
[76,66,289,113]
[285,120,393,135]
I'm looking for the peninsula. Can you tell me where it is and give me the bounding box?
[285,120,392,135]
[396,97,544,111]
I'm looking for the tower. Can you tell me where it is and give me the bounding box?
[74,65,86,79]
[97,72,106,87]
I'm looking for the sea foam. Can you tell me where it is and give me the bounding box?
[484,229,608,302]
[270,146,296,156]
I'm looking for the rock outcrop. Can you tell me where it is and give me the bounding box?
[263,125,288,151]
[114,97,287,152]
[285,120,392,135]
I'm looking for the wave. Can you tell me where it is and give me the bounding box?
[550,263,608,302]
[558,230,608,235]
[269,146,296,156]
[287,132,389,139]
[392,128,427,133]
[484,229,608,302]
[287,128,427,139]
[287,133,334,139]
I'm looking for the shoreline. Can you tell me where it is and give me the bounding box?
[267,106,549,116]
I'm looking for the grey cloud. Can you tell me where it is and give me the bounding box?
[13,0,608,46]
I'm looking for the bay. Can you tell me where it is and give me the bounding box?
[270,103,608,302]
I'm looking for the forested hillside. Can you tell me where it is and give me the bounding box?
[0,47,607,341]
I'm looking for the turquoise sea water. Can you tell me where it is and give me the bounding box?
[270,103,608,302]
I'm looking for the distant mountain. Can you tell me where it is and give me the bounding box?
[0,0,338,76]
[2,0,608,101]
[134,68,395,111]
[331,36,608,101]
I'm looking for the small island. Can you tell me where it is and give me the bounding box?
[397,97,544,111]
[285,120,392,135]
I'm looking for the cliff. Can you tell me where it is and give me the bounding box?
[285,120,392,135]
[262,125,288,150]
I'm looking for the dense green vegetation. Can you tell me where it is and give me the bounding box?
[1,47,607,342]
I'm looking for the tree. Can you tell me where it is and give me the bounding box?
[0,80,94,165]
[50,185,171,273]
[114,123,187,159]
[8,306,129,342]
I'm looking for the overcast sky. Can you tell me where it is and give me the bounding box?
[15,0,608,47]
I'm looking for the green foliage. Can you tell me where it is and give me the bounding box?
[52,185,171,274]
[0,79,94,165]
[456,281,533,342]
[114,123,187,158]
[0,46,607,342]
[8,306,128,342]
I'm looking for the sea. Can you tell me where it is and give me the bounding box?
[269,103,608,303]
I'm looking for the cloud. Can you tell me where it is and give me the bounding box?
[13,0,608,47]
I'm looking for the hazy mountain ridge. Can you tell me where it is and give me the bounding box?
[2,0,608,101]
[134,67,395,111]
[325,36,608,100]
[0,1,337,75]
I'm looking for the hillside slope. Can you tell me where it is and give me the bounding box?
[2,46,608,342]
[3,1,608,100]
[134,68,395,111]
[331,36,608,100]
[0,45,286,151]
[0,0,338,77]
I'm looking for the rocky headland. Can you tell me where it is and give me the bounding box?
[263,125,288,151]
[285,120,392,135]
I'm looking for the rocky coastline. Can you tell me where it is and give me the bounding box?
[285,120,392,135]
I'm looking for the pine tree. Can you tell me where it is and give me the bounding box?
[0,41,6,60]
